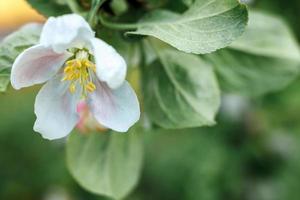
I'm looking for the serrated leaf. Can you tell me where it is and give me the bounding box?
[128,0,248,54]
[0,23,42,92]
[27,0,71,17]
[143,47,220,128]
[205,10,300,96]
[66,129,143,200]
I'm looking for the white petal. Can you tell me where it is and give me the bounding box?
[40,14,94,53]
[90,38,126,89]
[34,76,80,140]
[11,44,71,90]
[87,80,140,132]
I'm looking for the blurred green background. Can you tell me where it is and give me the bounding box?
[1,0,300,200]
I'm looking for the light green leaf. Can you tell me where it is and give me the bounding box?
[230,11,300,60]
[128,0,248,54]
[66,129,143,200]
[0,24,42,92]
[205,10,300,96]
[143,47,220,128]
[27,0,71,17]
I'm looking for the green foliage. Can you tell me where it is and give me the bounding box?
[135,113,300,200]
[181,0,195,7]
[26,0,71,17]
[66,129,143,200]
[205,10,300,96]
[140,128,243,200]
[2,0,300,199]
[230,11,300,60]
[128,0,248,54]
[143,47,220,128]
[0,88,107,200]
[0,75,9,92]
[0,24,42,92]
[255,0,300,40]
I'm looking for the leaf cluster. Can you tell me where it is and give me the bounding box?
[0,0,300,199]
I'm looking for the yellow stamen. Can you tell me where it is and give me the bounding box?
[62,50,96,97]
[85,60,96,71]
[64,65,73,73]
[74,60,82,68]
[69,83,76,93]
[86,82,96,93]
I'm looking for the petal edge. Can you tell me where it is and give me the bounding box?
[90,38,127,89]
[87,81,140,132]
[11,44,71,90]
[34,76,80,140]
[40,14,94,53]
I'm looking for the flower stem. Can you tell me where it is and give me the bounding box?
[88,0,107,28]
[66,0,82,14]
[98,14,138,30]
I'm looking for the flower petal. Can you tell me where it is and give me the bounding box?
[11,44,71,90]
[87,80,140,132]
[40,14,94,53]
[90,38,126,89]
[34,75,80,140]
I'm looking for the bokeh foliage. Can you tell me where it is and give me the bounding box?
[1,0,300,199]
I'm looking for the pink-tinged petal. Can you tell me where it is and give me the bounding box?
[87,80,140,132]
[34,76,80,140]
[11,44,71,90]
[90,38,126,89]
[77,100,87,113]
[40,14,94,53]
[76,101,88,133]
[76,101,107,133]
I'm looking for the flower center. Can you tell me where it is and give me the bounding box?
[62,50,96,97]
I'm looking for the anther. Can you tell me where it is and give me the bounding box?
[86,82,96,93]
[69,83,76,93]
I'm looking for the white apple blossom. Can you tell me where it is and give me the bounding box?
[10,14,140,140]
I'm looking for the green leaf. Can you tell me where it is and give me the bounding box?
[128,0,248,54]
[26,0,71,17]
[205,10,300,96]
[0,24,42,92]
[230,11,300,60]
[143,46,220,128]
[66,129,143,200]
